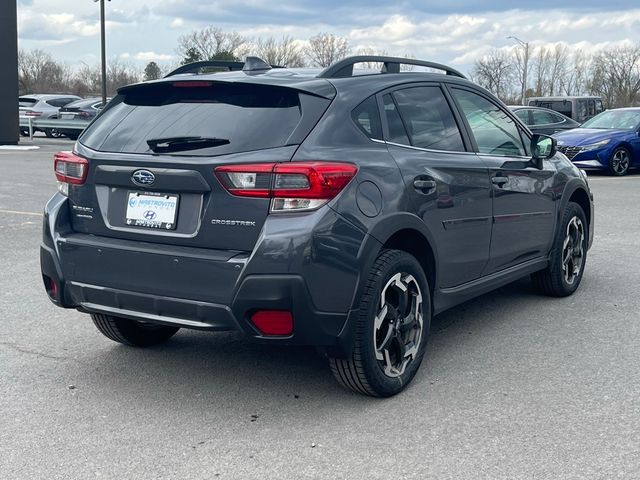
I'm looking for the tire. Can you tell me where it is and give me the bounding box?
[20,129,29,137]
[532,202,588,297]
[66,132,79,140]
[44,128,63,139]
[608,146,631,176]
[90,313,179,347]
[328,249,431,397]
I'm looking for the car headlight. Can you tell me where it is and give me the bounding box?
[581,139,610,151]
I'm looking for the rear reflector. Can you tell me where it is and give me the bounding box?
[54,151,88,186]
[215,162,357,212]
[42,274,57,299]
[251,310,294,336]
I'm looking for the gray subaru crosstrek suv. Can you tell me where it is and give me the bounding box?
[41,56,594,396]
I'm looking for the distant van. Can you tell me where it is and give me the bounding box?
[527,96,604,123]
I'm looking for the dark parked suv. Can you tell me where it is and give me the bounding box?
[41,56,594,396]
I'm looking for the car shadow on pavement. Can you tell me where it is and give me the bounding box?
[77,277,546,408]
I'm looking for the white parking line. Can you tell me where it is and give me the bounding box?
[0,209,43,217]
[587,176,640,181]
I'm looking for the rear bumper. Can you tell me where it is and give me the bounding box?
[40,194,362,355]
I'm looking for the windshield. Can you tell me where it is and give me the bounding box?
[581,110,640,130]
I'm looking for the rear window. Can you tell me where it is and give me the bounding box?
[80,82,306,156]
[19,97,37,107]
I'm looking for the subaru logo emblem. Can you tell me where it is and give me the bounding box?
[132,169,155,186]
[143,210,157,220]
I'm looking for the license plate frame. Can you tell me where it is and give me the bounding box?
[125,191,180,230]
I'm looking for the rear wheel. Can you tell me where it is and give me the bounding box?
[44,128,63,139]
[329,249,430,397]
[91,313,179,347]
[532,202,587,297]
[608,147,631,176]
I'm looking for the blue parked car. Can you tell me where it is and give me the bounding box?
[553,108,640,176]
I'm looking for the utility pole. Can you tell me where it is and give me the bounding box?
[508,36,529,105]
[95,0,110,106]
[0,1,19,145]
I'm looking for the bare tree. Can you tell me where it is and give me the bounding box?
[531,47,552,96]
[305,33,350,67]
[589,46,640,108]
[254,36,305,67]
[18,49,72,94]
[563,50,590,96]
[512,46,529,103]
[547,45,570,96]
[471,49,515,100]
[177,26,247,64]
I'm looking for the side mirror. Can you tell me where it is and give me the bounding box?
[530,134,557,169]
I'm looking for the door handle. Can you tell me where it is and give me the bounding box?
[413,179,437,191]
[491,176,509,186]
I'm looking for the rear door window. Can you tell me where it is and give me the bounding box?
[80,82,312,156]
[514,109,531,125]
[595,100,604,115]
[531,110,557,125]
[576,100,588,122]
[391,86,465,151]
[549,112,568,124]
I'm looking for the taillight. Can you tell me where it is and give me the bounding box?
[215,163,274,198]
[24,110,42,117]
[54,152,88,195]
[215,162,357,212]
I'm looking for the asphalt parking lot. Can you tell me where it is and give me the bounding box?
[1,137,639,480]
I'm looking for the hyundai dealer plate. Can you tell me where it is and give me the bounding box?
[125,192,179,230]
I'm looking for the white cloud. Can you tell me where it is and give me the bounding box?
[18,10,100,41]
[134,51,174,61]
[170,17,185,28]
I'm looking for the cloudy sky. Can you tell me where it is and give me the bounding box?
[16,0,640,74]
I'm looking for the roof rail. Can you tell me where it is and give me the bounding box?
[165,58,283,78]
[318,56,466,79]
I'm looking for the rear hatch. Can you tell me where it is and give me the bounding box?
[19,96,39,116]
[69,79,333,252]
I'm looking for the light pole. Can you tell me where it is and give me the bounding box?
[508,35,529,105]
[94,0,110,106]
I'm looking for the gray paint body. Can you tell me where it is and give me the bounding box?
[41,68,594,356]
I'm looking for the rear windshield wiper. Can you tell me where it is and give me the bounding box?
[146,136,230,153]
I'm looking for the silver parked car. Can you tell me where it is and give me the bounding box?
[19,94,82,137]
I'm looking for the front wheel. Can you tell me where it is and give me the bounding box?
[91,313,179,347]
[608,147,631,176]
[329,249,430,397]
[532,202,588,297]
